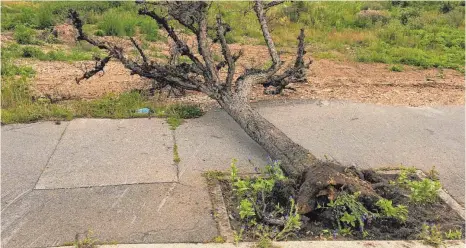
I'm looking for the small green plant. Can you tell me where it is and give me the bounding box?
[167,116,182,130]
[230,159,301,241]
[274,198,301,240]
[389,64,404,72]
[408,179,441,204]
[166,104,203,119]
[173,144,180,163]
[239,199,256,219]
[419,223,444,247]
[254,236,277,248]
[233,227,244,245]
[324,191,374,234]
[94,30,105,36]
[14,25,36,44]
[444,229,462,240]
[392,167,441,204]
[66,230,98,248]
[375,198,408,222]
[338,227,353,237]
[340,212,357,227]
[212,236,226,243]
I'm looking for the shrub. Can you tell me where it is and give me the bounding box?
[389,64,404,72]
[98,9,138,37]
[36,5,55,29]
[14,25,36,44]
[139,18,159,41]
[21,46,45,58]
[94,30,105,36]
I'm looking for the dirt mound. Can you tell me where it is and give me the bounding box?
[52,24,77,45]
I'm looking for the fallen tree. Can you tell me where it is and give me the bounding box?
[68,0,380,215]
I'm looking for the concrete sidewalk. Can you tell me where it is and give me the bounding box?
[2,100,464,248]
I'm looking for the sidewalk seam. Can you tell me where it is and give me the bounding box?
[33,122,70,190]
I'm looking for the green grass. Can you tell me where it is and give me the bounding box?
[1,76,203,124]
[208,1,464,71]
[3,43,103,62]
[3,1,464,71]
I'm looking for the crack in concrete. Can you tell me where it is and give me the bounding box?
[33,181,177,191]
[172,129,180,181]
[33,122,70,189]
[153,124,183,214]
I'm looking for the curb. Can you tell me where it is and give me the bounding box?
[53,240,465,248]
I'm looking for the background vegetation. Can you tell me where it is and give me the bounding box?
[1,1,464,124]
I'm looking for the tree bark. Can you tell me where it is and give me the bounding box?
[218,95,316,180]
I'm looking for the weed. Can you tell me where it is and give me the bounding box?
[409,179,441,204]
[444,229,462,240]
[166,104,203,119]
[254,236,279,248]
[212,236,226,243]
[94,30,105,36]
[375,198,408,222]
[419,223,444,247]
[173,144,181,163]
[233,227,244,245]
[322,192,375,234]
[389,64,404,72]
[338,227,353,237]
[230,159,300,241]
[203,170,226,181]
[167,116,182,130]
[427,166,440,180]
[391,167,441,204]
[14,25,37,44]
[69,230,98,248]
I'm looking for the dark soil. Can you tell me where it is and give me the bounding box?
[218,171,465,241]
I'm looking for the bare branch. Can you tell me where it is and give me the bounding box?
[263,0,285,10]
[216,15,235,91]
[75,56,111,84]
[130,37,148,66]
[254,0,281,71]
[138,8,206,72]
[263,29,312,95]
[69,9,208,95]
[216,51,242,71]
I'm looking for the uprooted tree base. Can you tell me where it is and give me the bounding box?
[67,1,460,237]
[216,166,464,241]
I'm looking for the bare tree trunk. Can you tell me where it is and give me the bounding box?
[218,95,315,180]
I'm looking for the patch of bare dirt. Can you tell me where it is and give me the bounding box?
[26,42,464,107]
[24,60,152,100]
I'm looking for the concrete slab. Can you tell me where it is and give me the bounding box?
[1,183,218,248]
[1,122,69,206]
[256,100,465,204]
[176,109,269,185]
[35,119,177,189]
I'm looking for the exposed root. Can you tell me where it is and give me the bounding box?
[296,161,379,214]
